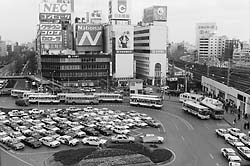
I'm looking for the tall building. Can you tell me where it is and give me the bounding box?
[134,6,168,86]
[104,0,134,86]
[0,36,7,57]
[223,39,240,61]
[233,41,250,67]
[196,23,217,64]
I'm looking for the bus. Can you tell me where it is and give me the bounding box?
[64,94,99,105]
[179,92,204,103]
[11,89,33,98]
[200,97,224,119]
[95,93,123,102]
[28,94,60,104]
[57,93,85,103]
[129,94,163,109]
[182,101,210,119]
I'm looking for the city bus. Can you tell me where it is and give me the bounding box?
[200,97,224,120]
[95,93,123,102]
[28,94,60,104]
[182,101,210,119]
[179,92,204,103]
[64,94,99,105]
[57,93,86,103]
[11,89,33,98]
[129,94,163,109]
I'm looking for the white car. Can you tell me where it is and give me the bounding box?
[39,136,60,148]
[228,128,246,138]
[111,135,135,143]
[237,146,250,160]
[225,135,239,144]
[216,128,229,137]
[112,126,130,134]
[239,135,250,147]
[9,132,26,141]
[82,136,107,146]
[57,135,79,146]
[229,161,241,166]
[221,148,241,162]
[231,141,245,148]
[140,134,164,143]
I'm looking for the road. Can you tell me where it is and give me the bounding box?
[0,96,250,166]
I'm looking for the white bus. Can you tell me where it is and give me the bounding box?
[28,94,60,104]
[11,89,33,98]
[64,94,99,105]
[129,94,163,109]
[182,101,210,119]
[57,93,85,103]
[95,93,123,102]
[200,97,224,120]
[179,93,204,103]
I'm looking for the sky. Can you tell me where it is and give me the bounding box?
[0,0,249,44]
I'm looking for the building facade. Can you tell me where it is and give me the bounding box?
[134,6,168,86]
[224,39,240,61]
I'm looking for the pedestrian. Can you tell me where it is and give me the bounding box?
[238,113,241,120]
[233,118,237,125]
[247,122,250,130]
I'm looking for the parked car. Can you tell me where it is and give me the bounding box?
[15,99,29,106]
[111,134,135,143]
[228,128,246,138]
[216,128,230,137]
[39,136,60,148]
[140,134,164,143]
[5,139,25,150]
[56,135,79,146]
[237,146,250,160]
[221,148,241,163]
[82,136,107,146]
[22,137,42,148]
[239,135,250,147]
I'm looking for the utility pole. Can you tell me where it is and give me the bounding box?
[207,65,210,77]
[185,64,188,92]
[227,59,231,86]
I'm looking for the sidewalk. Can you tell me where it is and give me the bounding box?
[224,111,250,135]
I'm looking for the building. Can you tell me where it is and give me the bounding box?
[134,6,168,86]
[224,39,241,61]
[104,0,134,87]
[232,41,250,67]
[41,53,111,87]
[0,36,7,57]
[129,79,143,94]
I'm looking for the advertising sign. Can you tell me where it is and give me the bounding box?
[41,36,62,43]
[115,26,133,51]
[143,6,167,23]
[39,13,71,22]
[40,24,62,30]
[41,30,61,36]
[39,0,71,14]
[109,0,130,20]
[76,25,103,46]
[197,23,217,38]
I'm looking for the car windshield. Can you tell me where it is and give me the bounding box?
[215,110,224,115]
[228,152,236,156]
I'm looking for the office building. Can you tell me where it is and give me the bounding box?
[0,36,7,57]
[223,39,240,61]
[134,6,168,86]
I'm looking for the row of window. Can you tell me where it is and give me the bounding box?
[134,43,149,47]
[134,36,149,40]
[60,71,108,77]
[135,56,149,60]
[134,29,150,35]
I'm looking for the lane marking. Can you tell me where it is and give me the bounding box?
[209,153,214,159]
[216,163,220,166]
[181,136,185,141]
[162,147,176,165]
[156,119,166,133]
[0,147,34,166]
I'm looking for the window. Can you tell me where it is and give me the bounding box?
[134,29,149,35]
[134,43,149,47]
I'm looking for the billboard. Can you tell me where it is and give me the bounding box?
[197,23,217,38]
[115,26,133,52]
[143,6,167,23]
[108,0,131,20]
[39,0,71,14]
[40,24,62,30]
[39,13,71,22]
[41,36,62,43]
[76,25,103,46]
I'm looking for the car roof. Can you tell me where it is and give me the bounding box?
[224,148,235,152]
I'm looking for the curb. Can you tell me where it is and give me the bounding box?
[223,118,234,127]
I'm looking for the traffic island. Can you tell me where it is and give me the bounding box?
[44,143,174,166]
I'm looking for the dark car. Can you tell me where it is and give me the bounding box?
[81,127,99,136]
[95,126,113,136]
[5,139,25,150]
[56,129,69,136]
[22,137,42,148]
[29,132,43,140]
[144,120,161,128]
[15,99,29,107]
[55,123,70,130]
[65,131,78,138]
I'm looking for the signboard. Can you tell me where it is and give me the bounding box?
[76,25,103,46]
[39,1,71,14]
[115,26,133,51]
[143,6,167,23]
[39,13,71,22]
[40,24,61,30]
[41,30,61,36]
[109,0,131,20]
[41,36,62,43]
[197,23,217,38]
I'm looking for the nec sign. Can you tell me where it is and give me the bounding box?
[76,25,103,46]
[40,2,71,13]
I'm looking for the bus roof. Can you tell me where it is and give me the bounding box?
[180,92,203,97]
[184,100,208,109]
[130,94,161,98]
[65,94,96,97]
[95,93,121,96]
[29,94,58,97]
[200,97,223,110]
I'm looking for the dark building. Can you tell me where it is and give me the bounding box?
[223,39,240,61]
[41,53,111,87]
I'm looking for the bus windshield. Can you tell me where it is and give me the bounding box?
[214,109,224,115]
[199,109,210,116]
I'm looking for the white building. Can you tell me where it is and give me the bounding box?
[134,6,168,86]
[104,0,134,86]
[0,36,7,57]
